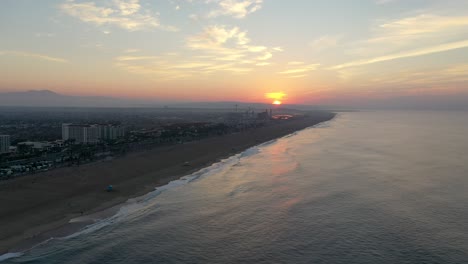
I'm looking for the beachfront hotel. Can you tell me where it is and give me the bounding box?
[62,124,100,144]
[62,123,125,144]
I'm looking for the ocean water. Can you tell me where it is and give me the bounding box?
[3,111,468,263]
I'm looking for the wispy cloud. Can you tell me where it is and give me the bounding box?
[0,50,68,63]
[114,53,253,80]
[287,61,305,65]
[369,14,468,45]
[345,13,468,58]
[309,35,341,52]
[207,0,263,19]
[375,0,398,5]
[186,25,278,63]
[331,39,468,69]
[35,32,55,38]
[279,63,320,77]
[80,42,105,49]
[60,0,178,31]
[114,25,279,80]
[332,13,468,70]
[114,0,140,15]
[364,64,468,87]
[123,48,140,53]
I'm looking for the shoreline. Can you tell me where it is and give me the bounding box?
[0,112,336,256]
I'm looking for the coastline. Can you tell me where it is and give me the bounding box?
[0,112,336,256]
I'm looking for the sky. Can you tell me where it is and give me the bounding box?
[1,0,468,106]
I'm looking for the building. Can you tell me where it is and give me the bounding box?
[62,124,99,144]
[0,135,10,154]
[98,124,125,141]
[17,141,53,153]
[9,146,17,154]
[62,123,125,144]
[85,125,100,144]
[62,123,71,140]
[52,140,65,148]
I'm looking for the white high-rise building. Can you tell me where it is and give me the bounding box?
[85,125,100,144]
[98,124,125,141]
[62,123,124,144]
[0,135,11,154]
[62,123,71,140]
[62,124,100,144]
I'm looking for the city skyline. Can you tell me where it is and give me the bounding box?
[1,0,468,106]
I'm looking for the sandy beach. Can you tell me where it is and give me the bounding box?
[0,112,335,254]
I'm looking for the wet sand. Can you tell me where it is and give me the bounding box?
[0,112,335,254]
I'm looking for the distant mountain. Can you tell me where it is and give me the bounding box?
[0,90,159,107]
[1,89,466,110]
[0,90,322,110]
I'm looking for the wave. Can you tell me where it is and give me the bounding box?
[0,253,23,262]
[61,144,267,240]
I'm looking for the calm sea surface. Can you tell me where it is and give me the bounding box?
[3,111,468,263]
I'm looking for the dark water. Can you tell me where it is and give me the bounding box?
[3,111,468,263]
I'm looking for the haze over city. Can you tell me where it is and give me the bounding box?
[1,0,468,107]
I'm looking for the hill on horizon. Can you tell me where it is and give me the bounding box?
[2,90,468,111]
[0,90,164,108]
[0,90,309,110]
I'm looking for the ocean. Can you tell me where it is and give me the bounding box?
[3,111,468,263]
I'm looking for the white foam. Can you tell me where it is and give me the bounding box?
[0,252,23,262]
[283,132,298,138]
[257,139,278,147]
[240,146,261,158]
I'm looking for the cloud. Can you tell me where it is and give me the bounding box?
[123,48,140,53]
[186,25,248,50]
[114,53,253,80]
[35,32,55,38]
[288,61,305,65]
[114,0,140,15]
[330,39,468,69]
[0,50,68,63]
[256,52,272,60]
[279,61,320,78]
[347,14,468,58]
[207,0,263,19]
[80,42,105,49]
[286,74,308,79]
[363,64,468,87]
[114,24,279,80]
[331,13,468,70]
[371,14,468,44]
[375,0,398,5]
[60,0,178,31]
[186,25,277,63]
[309,35,341,52]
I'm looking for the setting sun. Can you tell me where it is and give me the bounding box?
[266,92,286,105]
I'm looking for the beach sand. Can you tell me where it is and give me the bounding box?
[0,112,335,254]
